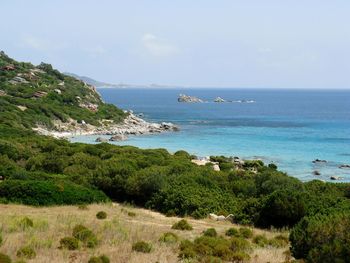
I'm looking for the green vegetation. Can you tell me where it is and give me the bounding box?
[72,224,98,248]
[16,246,36,259]
[59,237,79,250]
[96,211,107,220]
[1,53,350,262]
[88,255,110,263]
[0,253,11,263]
[159,232,178,244]
[179,234,251,262]
[132,241,152,253]
[203,228,218,237]
[171,219,193,231]
[225,228,239,237]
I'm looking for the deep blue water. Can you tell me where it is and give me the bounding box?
[71,88,350,182]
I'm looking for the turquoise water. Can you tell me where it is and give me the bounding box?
[71,88,350,182]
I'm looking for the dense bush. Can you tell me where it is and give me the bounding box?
[59,237,79,250]
[290,211,350,262]
[0,180,108,206]
[159,232,178,244]
[88,255,110,263]
[238,227,253,239]
[16,246,36,259]
[203,228,217,237]
[72,224,98,248]
[132,241,152,253]
[171,219,193,231]
[225,227,239,237]
[96,211,107,220]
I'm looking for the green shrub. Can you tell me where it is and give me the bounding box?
[132,241,152,253]
[179,240,196,259]
[171,219,193,231]
[252,234,268,247]
[59,236,79,250]
[290,211,350,262]
[16,246,36,259]
[203,228,217,237]
[72,224,98,248]
[230,237,251,252]
[159,232,178,244]
[225,228,239,237]
[127,211,136,217]
[19,217,33,230]
[231,251,250,262]
[0,180,108,206]
[0,232,3,247]
[238,227,253,239]
[88,255,110,263]
[88,257,102,263]
[0,253,11,263]
[96,211,107,220]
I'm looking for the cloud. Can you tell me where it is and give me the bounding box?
[19,35,67,51]
[142,33,179,57]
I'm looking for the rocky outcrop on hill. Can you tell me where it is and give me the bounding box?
[34,112,179,139]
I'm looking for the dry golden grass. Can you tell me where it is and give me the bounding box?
[0,203,290,263]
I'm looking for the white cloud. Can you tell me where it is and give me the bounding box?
[142,33,179,57]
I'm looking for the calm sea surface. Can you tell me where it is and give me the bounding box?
[71,88,350,182]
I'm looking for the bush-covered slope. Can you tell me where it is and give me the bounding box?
[0,51,126,131]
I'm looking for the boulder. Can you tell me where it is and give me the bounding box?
[312,159,327,163]
[330,176,342,180]
[313,170,321,176]
[109,135,127,141]
[339,164,350,169]
[214,97,226,103]
[95,137,108,143]
[178,94,203,103]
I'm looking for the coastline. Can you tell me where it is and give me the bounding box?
[33,112,179,139]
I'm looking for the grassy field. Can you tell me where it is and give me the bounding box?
[0,203,290,263]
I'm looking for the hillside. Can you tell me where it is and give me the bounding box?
[63,72,118,88]
[0,203,290,263]
[0,51,126,133]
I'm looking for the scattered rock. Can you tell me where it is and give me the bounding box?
[17,105,27,111]
[0,90,6,96]
[313,170,321,176]
[33,91,48,98]
[330,176,342,180]
[109,134,127,141]
[9,76,29,84]
[339,164,350,169]
[2,64,15,71]
[178,94,203,103]
[54,89,62,94]
[213,164,221,171]
[214,97,226,103]
[312,159,327,164]
[95,137,108,143]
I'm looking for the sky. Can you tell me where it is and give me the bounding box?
[1,0,350,89]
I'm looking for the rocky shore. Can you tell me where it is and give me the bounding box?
[33,112,179,139]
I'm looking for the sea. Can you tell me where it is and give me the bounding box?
[71,88,350,182]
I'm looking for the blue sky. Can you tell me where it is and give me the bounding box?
[1,0,349,88]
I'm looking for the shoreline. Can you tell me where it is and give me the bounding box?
[33,112,179,139]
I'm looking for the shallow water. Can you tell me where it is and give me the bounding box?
[71,88,350,182]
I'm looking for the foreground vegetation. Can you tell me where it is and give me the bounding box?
[0,203,290,263]
[1,52,350,262]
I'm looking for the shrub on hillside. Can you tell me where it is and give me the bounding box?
[203,228,217,237]
[16,246,36,259]
[171,219,193,231]
[59,237,79,250]
[159,232,178,244]
[252,234,268,247]
[290,211,350,262]
[19,217,33,230]
[0,180,108,206]
[88,255,110,263]
[225,227,239,237]
[257,190,307,228]
[238,227,253,239]
[72,224,98,248]
[0,253,11,263]
[96,211,107,220]
[132,241,152,253]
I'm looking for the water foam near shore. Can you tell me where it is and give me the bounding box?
[71,88,350,182]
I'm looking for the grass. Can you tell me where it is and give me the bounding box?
[0,203,290,263]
